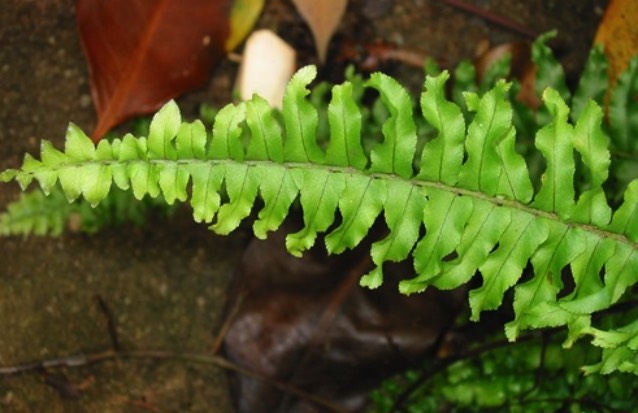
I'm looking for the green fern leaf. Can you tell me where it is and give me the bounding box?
[0,189,69,236]
[325,175,385,255]
[459,80,514,196]
[323,82,385,254]
[245,95,297,239]
[532,88,575,218]
[470,210,549,320]
[4,61,638,374]
[505,221,583,338]
[361,181,425,288]
[325,83,365,168]
[418,71,465,185]
[401,189,472,293]
[282,66,322,164]
[287,168,345,256]
[367,72,417,178]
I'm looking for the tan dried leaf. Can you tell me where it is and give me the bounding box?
[291,0,348,62]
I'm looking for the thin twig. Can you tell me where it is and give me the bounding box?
[443,0,538,39]
[278,252,373,412]
[210,290,246,355]
[0,348,350,413]
[94,294,120,351]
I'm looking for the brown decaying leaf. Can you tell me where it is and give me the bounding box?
[223,222,464,413]
[594,0,638,86]
[76,0,231,141]
[290,0,348,63]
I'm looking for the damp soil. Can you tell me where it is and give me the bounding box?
[0,0,605,412]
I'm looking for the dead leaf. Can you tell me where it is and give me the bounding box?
[223,222,464,413]
[76,0,262,141]
[594,0,638,86]
[291,0,348,63]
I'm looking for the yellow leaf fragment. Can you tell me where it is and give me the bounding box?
[226,0,265,51]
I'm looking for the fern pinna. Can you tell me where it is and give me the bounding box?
[2,64,637,375]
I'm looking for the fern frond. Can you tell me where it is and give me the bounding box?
[371,328,638,412]
[3,58,638,374]
[0,188,70,236]
[0,182,176,236]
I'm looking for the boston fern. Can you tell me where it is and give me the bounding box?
[2,50,638,376]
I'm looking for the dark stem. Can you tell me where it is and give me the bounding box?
[0,348,350,413]
[443,0,538,39]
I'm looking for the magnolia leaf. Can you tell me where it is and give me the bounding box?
[77,0,261,141]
